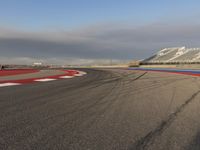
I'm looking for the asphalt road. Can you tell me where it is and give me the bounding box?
[1,68,200,150]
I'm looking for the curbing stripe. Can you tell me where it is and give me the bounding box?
[0,83,21,87]
[34,78,57,82]
[59,76,74,79]
[78,71,87,75]
[74,74,84,76]
[0,70,87,88]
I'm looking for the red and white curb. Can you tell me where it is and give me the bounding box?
[59,76,74,79]
[34,78,57,82]
[0,83,22,87]
[0,70,87,87]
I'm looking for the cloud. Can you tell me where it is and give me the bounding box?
[1,23,200,64]
[0,56,127,66]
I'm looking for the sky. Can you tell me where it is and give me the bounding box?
[1,0,200,65]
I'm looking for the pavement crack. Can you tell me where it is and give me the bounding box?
[130,90,200,150]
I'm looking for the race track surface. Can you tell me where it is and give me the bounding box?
[1,68,200,150]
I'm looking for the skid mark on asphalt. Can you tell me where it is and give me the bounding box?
[85,72,147,90]
[126,77,191,96]
[128,72,147,83]
[23,79,122,148]
[130,90,200,150]
[45,72,147,149]
[165,87,176,115]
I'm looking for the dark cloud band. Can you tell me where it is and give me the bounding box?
[1,23,200,64]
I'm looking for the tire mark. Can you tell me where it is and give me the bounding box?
[130,90,200,150]
[165,87,176,115]
[86,72,147,89]
[129,72,147,83]
[25,74,124,149]
[126,77,191,96]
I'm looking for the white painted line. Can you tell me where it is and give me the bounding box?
[78,71,87,75]
[79,71,87,74]
[59,76,74,79]
[74,74,84,76]
[0,83,21,87]
[34,78,57,82]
